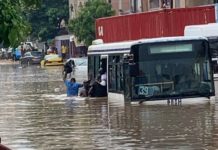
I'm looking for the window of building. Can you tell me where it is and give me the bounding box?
[174,0,180,8]
[186,0,214,7]
[149,0,174,10]
[162,0,172,8]
[130,0,142,12]
[149,0,160,9]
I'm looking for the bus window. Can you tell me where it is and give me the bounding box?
[108,55,123,92]
[88,55,101,79]
[88,56,95,77]
[208,38,218,74]
[94,56,100,78]
[123,63,131,99]
[209,38,218,57]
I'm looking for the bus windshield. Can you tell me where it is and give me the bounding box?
[130,40,214,100]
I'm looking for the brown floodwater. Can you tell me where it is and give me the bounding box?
[0,63,218,150]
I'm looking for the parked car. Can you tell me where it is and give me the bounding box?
[20,51,42,65]
[74,57,87,67]
[43,54,63,66]
[64,57,87,68]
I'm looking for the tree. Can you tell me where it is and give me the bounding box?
[68,0,115,46]
[0,0,41,47]
[26,0,69,41]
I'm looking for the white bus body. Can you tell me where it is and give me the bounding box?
[88,36,215,105]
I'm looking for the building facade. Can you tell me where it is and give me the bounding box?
[69,0,217,17]
[67,0,88,57]
[109,0,217,15]
[69,0,88,19]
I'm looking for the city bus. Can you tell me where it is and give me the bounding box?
[88,36,215,105]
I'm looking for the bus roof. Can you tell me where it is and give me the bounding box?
[88,36,207,55]
[135,36,207,45]
[88,40,136,55]
[184,23,218,37]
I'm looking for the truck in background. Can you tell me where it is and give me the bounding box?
[95,5,215,43]
[184,23,218,77]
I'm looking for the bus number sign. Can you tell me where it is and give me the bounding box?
[138,86,154,96]
[138,86,148,95]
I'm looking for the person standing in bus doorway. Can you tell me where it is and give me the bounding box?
[88,75,107,97]
[99,58,107,87]
[64,77,83,97]
[98,68,107,87]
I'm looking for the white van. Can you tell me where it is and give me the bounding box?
[184,23,218,77]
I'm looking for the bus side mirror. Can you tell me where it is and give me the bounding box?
[129,63,139,77]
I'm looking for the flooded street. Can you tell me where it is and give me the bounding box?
[1,63,218,149]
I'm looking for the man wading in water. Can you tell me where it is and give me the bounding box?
[63,77,82,97]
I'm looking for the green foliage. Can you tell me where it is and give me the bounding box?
[27,0,69,41]
[22,0,41,8]
[69,0,115,46]
[0,0,40,47]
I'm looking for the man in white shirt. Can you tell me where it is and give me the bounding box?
[100,72,107,86]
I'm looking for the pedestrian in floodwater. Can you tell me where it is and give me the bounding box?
[63,58,75,79]
[78,73,95,97]
[64,77,83,97]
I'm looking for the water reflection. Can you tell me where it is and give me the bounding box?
[0,64,218,149]
[109,104,217,149]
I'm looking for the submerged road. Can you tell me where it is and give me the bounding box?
[0,63,218,149]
